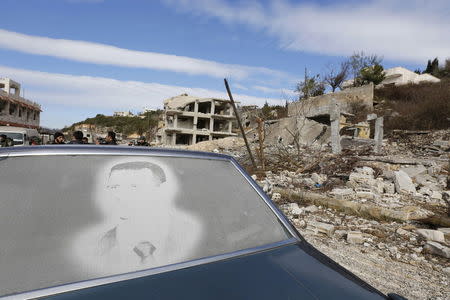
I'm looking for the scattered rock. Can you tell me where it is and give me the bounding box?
[437,228,450,241]
[416,229,445,243]
[430,191,442,201]
[396,228,410,236]
[394,170,416,194]
[347,231,364,244]
[400,165,427,179]
[330,188,354,200]
[297,220,307,228]
[307,221,335,236]
[304,205,319,213]
[271,192,281,202]
[423,241,450,259]
[334,230,347,239]
[291,206,303,217]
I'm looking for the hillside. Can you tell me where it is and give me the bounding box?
[64,112,160,136]
[375,80,450,131]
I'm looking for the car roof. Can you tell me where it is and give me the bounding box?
[0,145,235,161]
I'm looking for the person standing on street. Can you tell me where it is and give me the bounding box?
[103,131,117,145]
[52,132,66,144]
[68,131,84,144]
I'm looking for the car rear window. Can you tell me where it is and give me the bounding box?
[0,155,291,297]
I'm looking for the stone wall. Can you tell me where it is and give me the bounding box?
[288,83,374,118]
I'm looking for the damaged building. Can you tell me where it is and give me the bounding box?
[157,94,237,146]
[0,78,41,128]
[264,83,378,150]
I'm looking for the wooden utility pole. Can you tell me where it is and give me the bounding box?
[224,79,257,169]
[256,117,266,171]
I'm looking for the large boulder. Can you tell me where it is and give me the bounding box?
[400,165,427,179]
[416,229,445,243]
[423,241,450,259]
[394,170,416,194]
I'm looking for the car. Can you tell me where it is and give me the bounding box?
[0,146,406,300]
[0,126,40,146]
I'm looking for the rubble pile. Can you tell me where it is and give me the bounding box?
[245,130,449,299]
[186,129,449,298]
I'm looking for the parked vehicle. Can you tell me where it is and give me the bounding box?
[0,126,39,146]
[0,146,406,300]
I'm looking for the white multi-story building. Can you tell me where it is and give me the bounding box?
[113,111,133,117]
[0,78,41,129]
[158,94,237,146]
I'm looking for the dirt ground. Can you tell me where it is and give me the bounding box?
[297,222,449,300]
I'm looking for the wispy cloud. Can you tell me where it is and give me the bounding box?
[0,65,282,126]
[252,85,296,97]
[0,29,291,81]
[163,0,450,64]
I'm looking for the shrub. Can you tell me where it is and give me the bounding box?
[375,80,450,131]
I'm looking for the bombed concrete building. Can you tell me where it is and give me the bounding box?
[0,78,41,128]
[158,94,237,146]
[264,83,381,152]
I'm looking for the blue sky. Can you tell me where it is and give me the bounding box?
[0,0,448,128]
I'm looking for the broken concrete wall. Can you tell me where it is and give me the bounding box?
[264,116,330,146]
[288,83,374,118]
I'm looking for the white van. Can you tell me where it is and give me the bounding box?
[0,126,40,146]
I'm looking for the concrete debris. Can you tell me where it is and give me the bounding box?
[437,228,450,240]
[304,205,319,213]
[394,170,416,194]
[271,192,281,202]
[187,137,244,152]
[415,229,445,243]
[307,221,335,237]
[205,127,449,299]
[423,241,450,259]
[400,165,428,179]
[396,228,410,236]
[347,231,364,244]
[330,188,354,200]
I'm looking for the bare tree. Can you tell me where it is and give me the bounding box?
[323,61,350,92]
[347,51,383,87]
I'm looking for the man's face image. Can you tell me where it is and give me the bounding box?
[56,136,65,144]
[106,162,167,221]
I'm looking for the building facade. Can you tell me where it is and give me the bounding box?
[381,67,440,86]
[158,94,237,146]
[0,78,41,128]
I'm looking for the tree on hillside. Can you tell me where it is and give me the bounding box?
[323,61,350,92]
[347,51,383,87]
[424,58,440,76]
[423,57,450,78]
[357,63,386,85]
[295,68,325,100]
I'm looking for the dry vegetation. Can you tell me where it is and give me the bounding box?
[375,80,450,131]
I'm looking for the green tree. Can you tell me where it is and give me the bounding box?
[357,63,386,85]
[347,51,383,87]
[295,69,325,100]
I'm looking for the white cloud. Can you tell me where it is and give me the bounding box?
[0,29,290,81]
[163,0,450,64]
[0,65,282,126]
[252,85,296,97]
